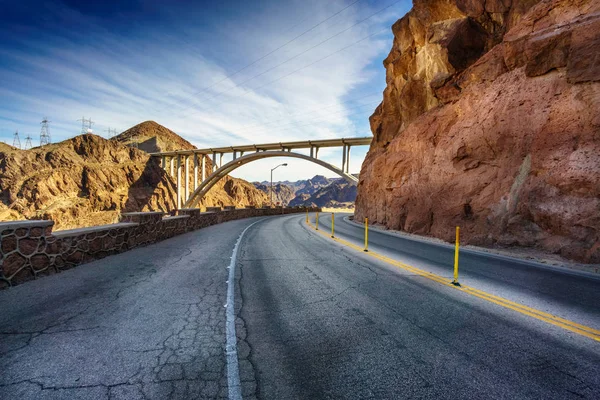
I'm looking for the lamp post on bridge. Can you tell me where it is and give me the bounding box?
[270,163,287,207]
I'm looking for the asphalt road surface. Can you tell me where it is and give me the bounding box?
[1,213,599,399]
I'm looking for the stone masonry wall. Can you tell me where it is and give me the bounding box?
[0,206,318,289]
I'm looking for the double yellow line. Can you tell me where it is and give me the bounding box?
[306,218,600,342]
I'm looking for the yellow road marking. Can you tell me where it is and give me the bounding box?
[306,219,600,342]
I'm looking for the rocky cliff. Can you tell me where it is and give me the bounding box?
[253,182,296,205]
[0,134,176,229]
[356,0,600,263]
[0,122,270,229]
[255,175,359,208]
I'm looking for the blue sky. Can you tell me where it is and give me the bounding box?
[0,0,411,181]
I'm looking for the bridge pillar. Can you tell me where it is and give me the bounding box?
[342,144,347,173]
[346,145,351,173]
[170,156,175,178]
[185,155,190,203]
[161,156,166,170]
[233,150,237,160]
[176,155,182,209]
[193,154,198,191]
[219,152,223,168]
[315,147,319,159]
[201,155,206,181]
[212,152,217,172]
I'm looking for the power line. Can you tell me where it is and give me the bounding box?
[233,91,381,134]
[237,100,380,136]
[162,0,364,115]
[181,23,391,121]
[175,1,398,119]
[237,101,380,137]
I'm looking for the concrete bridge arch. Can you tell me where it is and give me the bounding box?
[184,151,357,208]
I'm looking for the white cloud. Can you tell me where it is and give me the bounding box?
[0,0,411,181]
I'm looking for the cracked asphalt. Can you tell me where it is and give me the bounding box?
[1,214,599,399]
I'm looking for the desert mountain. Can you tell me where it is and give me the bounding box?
[112,120,196,153]
[253,182,296,206]
[254,175,358,208]
[356,0,600,263]
[289,181,357,208]
[0,122,270,230]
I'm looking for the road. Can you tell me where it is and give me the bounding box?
[1,214,599,399]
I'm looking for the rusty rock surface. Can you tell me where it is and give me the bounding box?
[356,0,600,263]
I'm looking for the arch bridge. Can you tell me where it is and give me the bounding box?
[150,137,372,209]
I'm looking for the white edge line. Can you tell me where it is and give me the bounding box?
[226,218,265,400]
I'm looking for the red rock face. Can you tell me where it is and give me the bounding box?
[356,0,600,263]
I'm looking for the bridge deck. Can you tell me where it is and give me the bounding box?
[150,136,372,157]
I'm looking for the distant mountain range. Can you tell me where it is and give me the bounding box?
[253,175,357,208]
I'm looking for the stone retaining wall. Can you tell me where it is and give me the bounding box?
[0,206,318,289]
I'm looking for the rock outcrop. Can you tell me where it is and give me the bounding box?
[253,182,296,205]
[356,0,600,263]
[255,175,359,208]
[0,122,271,229]
[289,181,357,208]
[0,134,176,229]
[112,120,196,153]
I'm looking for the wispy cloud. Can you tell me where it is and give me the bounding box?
[0,0,411,181]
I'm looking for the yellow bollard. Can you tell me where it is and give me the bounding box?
[331,213,335,238]
[316,212,319,230]
[364,217,369,252]
[452,226,460,286]
[306,209,308,224]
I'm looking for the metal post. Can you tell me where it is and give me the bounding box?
[176,155,182,210]
[184,155,190,203]
[316,212,319,230]
[364,218,369,252]
[452,226,461,286]
[193,154,198,191]
[201,155,206,181]
[331,213,335,238]
[306,209,309,224]
[270,169,273,207]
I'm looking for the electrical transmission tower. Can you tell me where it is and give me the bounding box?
[24,134,33,150]
[40,118,51,146]
[104,127,118,138]
[12,130,21,149]
[78,117,94,134]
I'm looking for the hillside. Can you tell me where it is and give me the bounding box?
[355,0,600,263]
[254,175,358,207]
[253,182,296,205]
[0,134,176,229]
[0,122,271,230]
